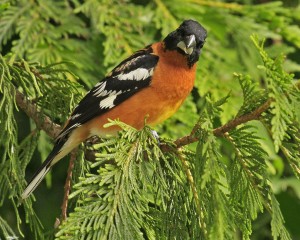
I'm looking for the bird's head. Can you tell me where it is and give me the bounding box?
[163,20,207,68]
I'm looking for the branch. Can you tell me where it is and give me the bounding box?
[61,148,77,221]
[15,89,78,222]
[174,99,273,148]
[15,89,62,139]
[213,98,272,136]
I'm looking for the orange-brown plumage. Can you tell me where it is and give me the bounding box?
[22,20,207,199]
[84,41,197,136]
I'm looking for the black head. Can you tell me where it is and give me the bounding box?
[163,20,207,68]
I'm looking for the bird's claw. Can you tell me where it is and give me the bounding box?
[150,130,160,145]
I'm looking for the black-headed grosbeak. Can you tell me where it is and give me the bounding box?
[22,19,207,199]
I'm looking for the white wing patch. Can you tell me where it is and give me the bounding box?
[69,123,81,129]
[56,123,81,141]
[93,82,124,98]
[71,113,82,120]
[93,82,107,97]
[117,68,154,81]
[99,90,122,97]
[99,95,117,109]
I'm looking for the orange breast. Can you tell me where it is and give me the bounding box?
[86,42,197,137]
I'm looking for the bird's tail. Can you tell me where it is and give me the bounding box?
[21,154,53,199]
[21,136,75,199]
[22,122,88,199]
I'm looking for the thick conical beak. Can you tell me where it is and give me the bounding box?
[177,34,196,55]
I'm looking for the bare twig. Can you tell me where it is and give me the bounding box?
[174,135,198,149]
[61,148,77,221]
[14,90,77,222]
[213,99,272,136]
[174,99,273,148]
[15,89,62,139]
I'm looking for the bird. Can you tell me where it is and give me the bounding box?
[21,19,207,199]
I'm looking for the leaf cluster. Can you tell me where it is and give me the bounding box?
[0,0,300,239]
[56,123,195,239]
[0,55,82,238]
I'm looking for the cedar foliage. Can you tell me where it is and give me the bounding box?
[1,0,300,239]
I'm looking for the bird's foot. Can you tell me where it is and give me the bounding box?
[150,130,160,144]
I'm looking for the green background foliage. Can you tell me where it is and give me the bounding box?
[0,0,300,239]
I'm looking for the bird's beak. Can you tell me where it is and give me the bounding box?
[177,34,196,55]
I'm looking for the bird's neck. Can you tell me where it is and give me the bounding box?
[152,42,197,70]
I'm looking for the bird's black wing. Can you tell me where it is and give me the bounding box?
[56,47,159,141]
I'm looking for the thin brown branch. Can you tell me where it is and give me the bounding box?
[61,148,77,221]
[15,89,62,139]
[14,88,76,223]
[174,99,273,149]
[172,123,199,149]
[173,135,198,149]
[213,98,272,136]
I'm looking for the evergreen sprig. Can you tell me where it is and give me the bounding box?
[0,55,83,239]
[235,73,267,117]
[193,96,234,239]
[56,122,183,239]
[226,126,270,239]
[251,35,299,152]
[1,1,300,239]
